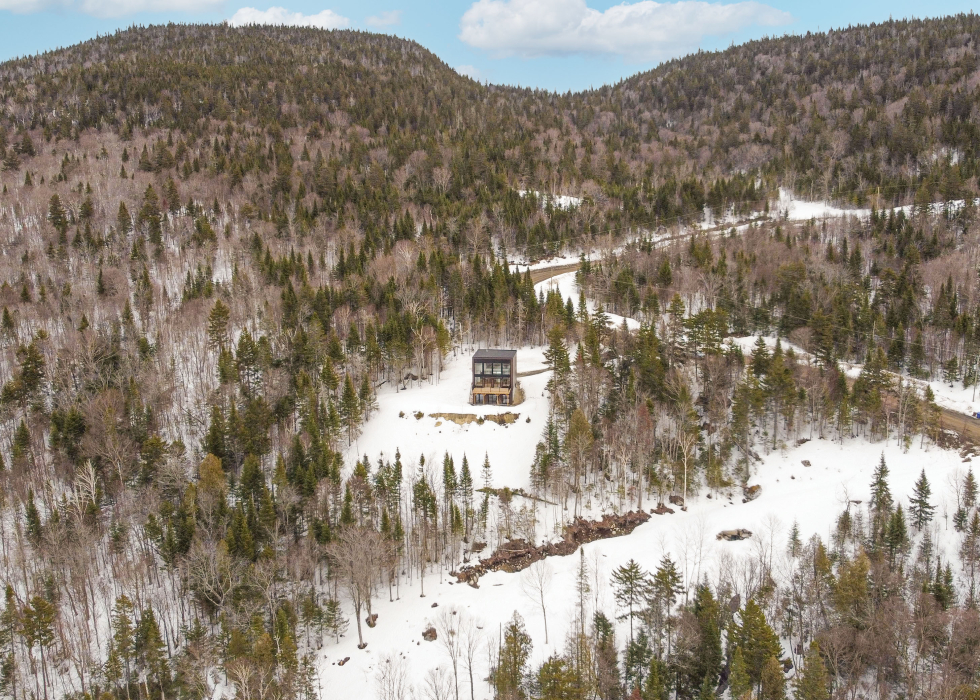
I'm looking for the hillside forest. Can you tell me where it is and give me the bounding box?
[0,14,978,700]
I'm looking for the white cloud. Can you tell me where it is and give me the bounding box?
[366,9,402,27]
[0,0,219,16]
[229,6,350,29]
[459,0,792,62]
[456,64,482,79]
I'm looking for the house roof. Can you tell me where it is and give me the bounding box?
[473,349,517,361]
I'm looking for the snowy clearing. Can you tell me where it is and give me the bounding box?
[349,347,552,489]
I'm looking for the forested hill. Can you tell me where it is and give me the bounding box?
[1,15,980,700]
[1,14,980,227]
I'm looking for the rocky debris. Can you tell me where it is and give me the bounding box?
[337,656,351,666]
[742,484,762,502]
[651,503,675,515]
[938,428,961,450]
[801,460,811,467]
[366,613,378,628]
[422,627,437,642]
[668,494,685,507]
[470,541,486,553]
[483,412,520,425]
[425,411,521,426]
[431,602,438,608]
[453,510,651,587]
[717,529,753,541]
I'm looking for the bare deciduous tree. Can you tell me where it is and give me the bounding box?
[520,561,553,645]
[327,527,391,648]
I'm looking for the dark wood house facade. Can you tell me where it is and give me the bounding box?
[471,349,517,405]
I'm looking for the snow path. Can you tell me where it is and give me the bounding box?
[534,270,641,331]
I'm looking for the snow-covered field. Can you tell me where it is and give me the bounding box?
[322,345,972,699]
[349,347,552,488]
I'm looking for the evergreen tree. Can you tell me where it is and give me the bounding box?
[592,612,621,700]
[759,655,786,700]
[207,299,230,349]
[731,599,781,687]
[690,585,723,692]
[0,586,17,697]
[339,374,362,445]
[964,469,978,509]
[794,642,830,700]
[640,655,667,700]
[47,194,68,236]
[869,453,893,544]
[493,611,531,700]
[909,468,935,529]
[612,559,650,643]
[727,647,751,700]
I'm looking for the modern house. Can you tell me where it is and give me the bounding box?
[471,349,517,405]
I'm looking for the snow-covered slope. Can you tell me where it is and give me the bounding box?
[350,347,552,489]
[322,352,971,698]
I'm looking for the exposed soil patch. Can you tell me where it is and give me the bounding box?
[453,510,650,587]
[426,411,521,426]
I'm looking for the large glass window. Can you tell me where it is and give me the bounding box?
[474,376,484,387]
[501,377,511,388]
[501,362,510,375]
[474,362,483,375]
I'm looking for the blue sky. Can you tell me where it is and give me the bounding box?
[0,0,976,92]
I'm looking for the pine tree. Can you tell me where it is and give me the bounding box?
[359,373,377,419]
[964,469,978,509]
[459,455,473,534]
[691,585,723,693]
[323,598,349,643]
[640,654,667,700]
[732,599,781,686]
[207,299,230,349]
[794,642,830,700]
[612,559,650,643]
[47,194,68,236]
[0,586,17,698]
[759,655,786,700]
[728,647,751,700]
[909,468,935,530]
[339,374,362,445]
[869,453,893,544]
[24,490,42,544]
[493,611,531,700]
[625,630,652,693]
[117,200,132,235]
[787,520,802,558]
[886,503,909,562]
[592,612,620,700]
[536,654,575,700]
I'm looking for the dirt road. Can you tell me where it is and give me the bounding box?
[528,262,582,284]
[525,259,980,446]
